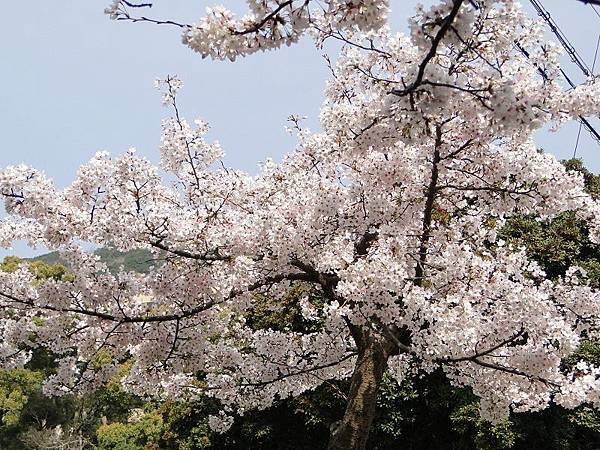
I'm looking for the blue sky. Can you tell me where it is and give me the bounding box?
[1,0,599,258]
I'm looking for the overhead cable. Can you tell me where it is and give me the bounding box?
[528,0,593,77]
[524,0,600,152]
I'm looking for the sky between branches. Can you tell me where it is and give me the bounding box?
[0,0,599,258]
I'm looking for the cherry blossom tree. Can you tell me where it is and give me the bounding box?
[2,1,600,449]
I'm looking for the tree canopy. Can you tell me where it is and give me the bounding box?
[1,1,600,448]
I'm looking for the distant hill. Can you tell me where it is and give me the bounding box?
[29,247,156,274]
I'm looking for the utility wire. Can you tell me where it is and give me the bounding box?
[513,43,600,146]
[468,0,600,149]
[525,0,600,153]
[528,0,592,76]
[593,31,600,72]
[576,13,600,156]
[574,123,584,158]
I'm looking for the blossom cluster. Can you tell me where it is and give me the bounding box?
[106,1,389,60]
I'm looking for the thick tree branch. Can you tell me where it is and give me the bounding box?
[391,0,465,96]
[468,358,560,388]
[239,352,356,388]
[354,231,378,256]
[414,126,443,285]
[0,271,317,324]
[116,15,188,28]
[148,240,231,262]
[440,328,526,363]
[122,1,152,8]
[233,0,298,36]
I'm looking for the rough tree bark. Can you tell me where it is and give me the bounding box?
[327,327,396,450]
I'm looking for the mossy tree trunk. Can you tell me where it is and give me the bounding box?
[327,326,395,450]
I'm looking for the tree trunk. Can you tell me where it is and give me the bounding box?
[327,332,390,450]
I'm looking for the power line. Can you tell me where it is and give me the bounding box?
[525,0,600,154]
[593,30,600,72]
[513,43,600,147]
[574,123,584,158]
[468,0,600,150]
[573,7,597,158]
[528,0,593,77]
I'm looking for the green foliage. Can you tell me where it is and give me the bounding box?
[563,159,600,199]
[29,260,73,282]
[1,256,72,282]
[246,283,325,333]
[157,401,213,450]
[0,366,77,450]
[372,372,463,449]
[25,247,155,276]
[450,402,517,450]
[498,211,600,286]
[563,340,600,371]
[96,411,163,450]
[499,159,600,286]
[367,371,519,450]
[93,248,155,274]
[0,369,44,428]
[0,256,23,273]
[370,370,600,450]
[92,382,344,450]
[79,363,144,439]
